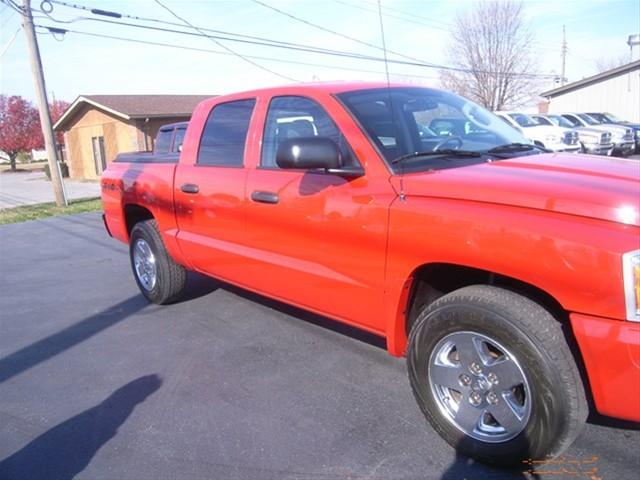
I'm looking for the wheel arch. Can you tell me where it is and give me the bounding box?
[388,262,569,357]
[123,203,155,238]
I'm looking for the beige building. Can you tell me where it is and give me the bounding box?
[53,95,213,180]
[540,60,640,122]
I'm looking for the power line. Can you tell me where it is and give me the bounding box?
[153,0,298,82]
[367,0,453,28]
[42,0,299,81]
[250,0,434,65]
[39,1,390,64]
[34,2,558,79]
[34,25,441,81]
[332,0,451,31]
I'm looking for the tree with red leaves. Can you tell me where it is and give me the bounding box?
[0,95,70,171]
[0,95,43,171]
[49,99,70,145]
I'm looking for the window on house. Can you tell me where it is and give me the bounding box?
[91,136,106,175]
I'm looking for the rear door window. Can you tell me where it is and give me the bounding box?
[197,99,256,166]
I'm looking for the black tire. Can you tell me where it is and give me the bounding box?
[129,220,187,304]
[407,285,588,467]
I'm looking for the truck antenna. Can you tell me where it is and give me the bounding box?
[377,0,405,201]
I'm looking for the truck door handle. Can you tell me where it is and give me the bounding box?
[251,190,279,204]
[181,183,199,194]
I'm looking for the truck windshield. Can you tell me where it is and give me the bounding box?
[508,113,539,128]
[546,115,575,129]
[577,114,599,126]
[337,87,529,172]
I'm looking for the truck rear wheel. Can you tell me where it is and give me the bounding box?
[129,220,186,304]
[407,285,588,467]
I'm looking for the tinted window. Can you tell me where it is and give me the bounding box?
[261,96,357,168]
[197,99,256,166]
[155,128,173,154]
[173,128,186,152]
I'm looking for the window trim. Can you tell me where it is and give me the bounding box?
[171,127,187,153]
[196,97,256,168]
[258,94,362,172]
[331,92,394,174]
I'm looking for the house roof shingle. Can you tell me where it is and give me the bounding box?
[53,94,215,130]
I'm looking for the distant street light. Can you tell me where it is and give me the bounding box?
[628,34,640,60]
[626,34,639,92]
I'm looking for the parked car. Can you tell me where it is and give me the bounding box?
[115,121,188,163]
[101,83,639,468]
[494,111,580,152]
[586,112,640,153]
[531,114,613,155]
[560,113,635,157]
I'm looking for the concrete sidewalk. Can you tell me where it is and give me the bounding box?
[0,171,100,209]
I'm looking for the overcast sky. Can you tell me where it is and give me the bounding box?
[1,0,639,104]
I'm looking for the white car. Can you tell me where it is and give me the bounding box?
[531,114,613,155]
[559,113,635,157]
[495,111,580,152]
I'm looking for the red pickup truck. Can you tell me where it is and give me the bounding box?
[101,83,640,466]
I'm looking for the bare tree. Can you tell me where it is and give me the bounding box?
[439,1,539,110]
[594,55,629,73]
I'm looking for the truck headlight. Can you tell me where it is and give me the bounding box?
[545,135,558,143]
[623,250,640,321]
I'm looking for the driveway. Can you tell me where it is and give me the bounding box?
[0,213,638,480]
[0,171,100,208]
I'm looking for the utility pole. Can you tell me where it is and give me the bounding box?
[560,25,568,86]
[21,0,67,207]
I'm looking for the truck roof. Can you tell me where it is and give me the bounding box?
[203,81,442,102]
[159,121,189,130]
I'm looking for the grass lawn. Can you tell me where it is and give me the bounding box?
[0,162,47,173]
[0,198,102,225]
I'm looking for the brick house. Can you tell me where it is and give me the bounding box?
[53,95,213,180]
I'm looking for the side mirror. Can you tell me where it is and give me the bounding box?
[276,137,342,170]
[276,137,364,177]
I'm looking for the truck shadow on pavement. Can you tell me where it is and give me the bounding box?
[0,375,162,480]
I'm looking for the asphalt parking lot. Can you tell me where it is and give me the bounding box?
[0,212,639,480]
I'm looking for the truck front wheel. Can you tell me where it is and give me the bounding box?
[129,220,187,304]
[407,285,588,467]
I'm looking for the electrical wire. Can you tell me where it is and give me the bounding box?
[34,25,441,81]
[152,0,299,82]
[34,1,558,79]
[250,0,435,65]
[331,0,451,31]
[32,12,381,61]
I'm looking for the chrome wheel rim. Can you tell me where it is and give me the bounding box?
[133,238,157,291]
[428,331,531,443]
